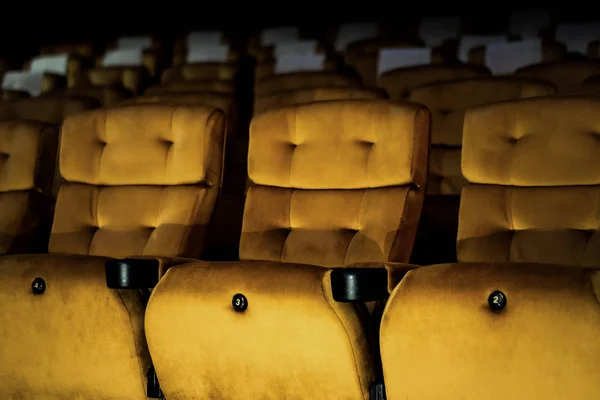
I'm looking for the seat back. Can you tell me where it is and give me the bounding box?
[458,96,600,265]
[63,86,132,106]
[131,92,234,112]
[516,60,600,94]
[240,99,429,265]
[255,71,361,97]
[161,62,237,83]
[410,77,556,194]
[128,92,237,138]
[127,92,243,259]
[380,96,600,400]
[145,79,235,95]
[0,121,57,253]
[254,86,387,114]
[0,96,100,124]
[379,64,491,100]
[27,54,83,88]
[79,66,150,96]
[48,104,226,259]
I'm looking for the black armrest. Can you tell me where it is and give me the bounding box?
[331,268,389,302]
[105,258,160,289]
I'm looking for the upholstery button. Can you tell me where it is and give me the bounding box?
[488,290,507,312]
[232,293,248,312]
[31,277,46,295]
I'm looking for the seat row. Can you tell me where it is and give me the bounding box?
[8,19,600,108]
[2,61,600,268]
[246,66,600,267]
[0,94,597,399]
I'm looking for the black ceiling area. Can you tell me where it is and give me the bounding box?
[0,4,597,61]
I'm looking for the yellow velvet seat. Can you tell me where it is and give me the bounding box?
[124,91,237,160]
[249,86,390,226]
[381,96,600,400]
[254,85,387,114]
[0,104,226,399]
[59,86,132,106]
[408,77,556,265]
[126,91,245,260]
[254,71,361,98]
[127,92,236,134]
[74,66,151,96]
[0,96,100,125]
[515,60,600,95]
[145,99,430,399]
[38,45,96,87]
[161,62,237,83]
[409,77,556,195]
[378,64,491,101]
[0,121,57,254]
[24,53,84,90]
[145,79,236,95]
[249,85,389,228]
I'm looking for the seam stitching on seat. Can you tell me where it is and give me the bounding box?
[583,187,600,264]
[388,107,425,261]
[391,188,413,262]
[166,107,175,183]
[290,104,298,187]
[116,290,148,396]
[176,109,217,256]
[508,186,515,261]
[89,185,100,255]
[280,189,293,262]
[346,189,368,265]
[146,186,167,255]
[177,187,204,257]
[320,274,368,399]
[364,105,375,188]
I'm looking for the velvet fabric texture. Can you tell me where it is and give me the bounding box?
[0,104,227,398]
[146,99,430,399]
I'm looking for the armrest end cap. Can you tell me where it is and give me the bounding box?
[331,268,388,302]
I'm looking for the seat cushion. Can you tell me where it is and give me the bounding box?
[0,254,150,399]
[146,260,374,399]
[381,262,600,399]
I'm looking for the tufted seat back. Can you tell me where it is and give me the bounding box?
[457,96,600,265]
[48,104,226,258]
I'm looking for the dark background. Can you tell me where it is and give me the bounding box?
[0,4,596,62]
